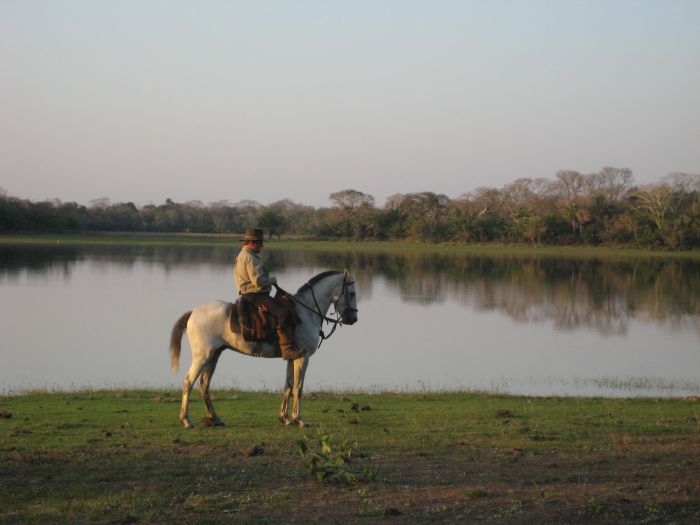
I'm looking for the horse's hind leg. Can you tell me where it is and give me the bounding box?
[199,350,225,426]
[180,357,206,429]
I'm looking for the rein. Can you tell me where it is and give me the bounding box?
[283,275,355,349]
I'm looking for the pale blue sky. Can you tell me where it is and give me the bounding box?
[2,0,699,207]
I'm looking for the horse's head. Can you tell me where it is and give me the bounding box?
[335,269,358,325]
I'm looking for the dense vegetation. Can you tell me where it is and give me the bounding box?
[2,167,699,248]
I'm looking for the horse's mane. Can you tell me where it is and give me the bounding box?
[296,270,343,295]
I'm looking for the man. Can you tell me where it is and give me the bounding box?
[234,228,304,360]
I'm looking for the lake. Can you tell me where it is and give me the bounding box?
[1,243,699,396]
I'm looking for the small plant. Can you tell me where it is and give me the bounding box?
[361,465,379,482]
[468,488,489,498]
[584,496,607,516]
[359,496,402,518]
[297,427,357,484]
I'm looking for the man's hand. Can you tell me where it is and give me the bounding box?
[269,276,278,286]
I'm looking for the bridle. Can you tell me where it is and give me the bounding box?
[289,273,357,348]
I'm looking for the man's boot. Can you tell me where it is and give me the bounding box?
[276,324,305,360]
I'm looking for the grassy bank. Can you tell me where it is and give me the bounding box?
[1,390,699,524]
[2,233,700,259]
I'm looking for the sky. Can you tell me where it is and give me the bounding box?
[1,0,699,208]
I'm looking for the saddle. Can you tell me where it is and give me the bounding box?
[229,289,300,343]
[229,297,275,343]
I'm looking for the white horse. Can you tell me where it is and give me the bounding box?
[169,269,358,429]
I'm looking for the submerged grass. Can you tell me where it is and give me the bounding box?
[1,390,699,524]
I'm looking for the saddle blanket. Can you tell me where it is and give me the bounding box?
[228,290,300,343]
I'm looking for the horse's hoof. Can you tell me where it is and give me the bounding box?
[201,417,225,427]
[181,420,194,430]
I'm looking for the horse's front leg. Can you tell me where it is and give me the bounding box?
[279,357,309,427]
[279,360,294,425]
[291,357,310,427]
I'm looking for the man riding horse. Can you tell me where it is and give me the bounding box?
[234,228,305,360]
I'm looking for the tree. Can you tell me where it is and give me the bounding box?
[89,197,112,209]
[554,170,584,199]
[258,209,287,239]
[590,167,634,203]
[632,173,700,247]
[446,195,488,242]
[552,171,586,240]
[233,200,263,232]
[499,178,554,242]
[396,192,450,242]
[267,199,316,237]
[329,189,375,209]
[632,184,673,233]
[328,190,376,240]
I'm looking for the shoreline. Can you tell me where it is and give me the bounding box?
[2,232,700,259]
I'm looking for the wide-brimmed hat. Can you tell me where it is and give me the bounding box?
[240,228,264,242]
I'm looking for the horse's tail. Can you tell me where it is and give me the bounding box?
[170,311,192,373]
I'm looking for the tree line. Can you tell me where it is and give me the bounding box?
[2,167,699,248]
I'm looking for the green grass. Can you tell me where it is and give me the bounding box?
[2,233,700,259]
[0,232,241,247]
[2,390,699,524]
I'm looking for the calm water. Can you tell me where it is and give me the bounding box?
[1,244,699,396]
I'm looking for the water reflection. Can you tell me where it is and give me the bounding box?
[1,244,698,395]
[312,251,700,336]
[2,245,699,337]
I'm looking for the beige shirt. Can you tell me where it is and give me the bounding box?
[234,246,272,294]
